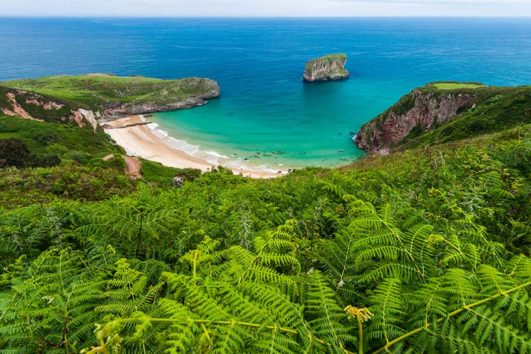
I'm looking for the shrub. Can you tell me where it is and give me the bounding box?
[0,138,31,168]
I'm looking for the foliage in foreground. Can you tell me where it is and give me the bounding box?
[0,125,530,353]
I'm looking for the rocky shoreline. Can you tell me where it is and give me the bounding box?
[101,83,220,119]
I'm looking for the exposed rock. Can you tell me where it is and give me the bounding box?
[78,108,99,131]
[102,80,221,118]
[303,54,350,82]
[103,121,152,130]
[102,154,115,161]
[0,86,98,128]
[354,87,478,154]
[172,176,185,188]
[4,92,36,120]
[25,97,64,110]
[123,155,142,179]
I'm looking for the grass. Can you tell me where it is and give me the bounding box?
[2,75,219,110]
[431,82,485,90]
[305,53,347,68]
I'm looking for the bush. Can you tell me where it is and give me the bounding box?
[31,153,61,168]
[0,138,31,168]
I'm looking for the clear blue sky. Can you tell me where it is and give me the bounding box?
[2,0,531,17]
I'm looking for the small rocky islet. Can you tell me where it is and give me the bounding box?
[302,53,350,82]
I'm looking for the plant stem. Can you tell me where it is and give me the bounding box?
[372,280,531,354]
[358,316,364,354]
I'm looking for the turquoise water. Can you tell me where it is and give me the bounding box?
[1,18,530,169]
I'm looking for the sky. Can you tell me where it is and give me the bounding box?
[1,0,531,17]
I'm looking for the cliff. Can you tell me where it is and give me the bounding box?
[303,54,350,82]
[1,75,221,120]
[354,83,484,154]
[0,86,99,130]
[355,82,531,154]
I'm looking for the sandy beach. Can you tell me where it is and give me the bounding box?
[104,116,287,179]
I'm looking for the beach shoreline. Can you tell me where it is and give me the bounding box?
[103,115,288,179]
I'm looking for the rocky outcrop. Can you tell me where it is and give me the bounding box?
[0,86,99,129]
[355,87,478,154]
[102,93,218,118]
[303,54,350,82]
[101,78,220,118]
[123,155,142,179]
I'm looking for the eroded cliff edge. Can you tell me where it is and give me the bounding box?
[303,54,350,82]
[354,83,483,154]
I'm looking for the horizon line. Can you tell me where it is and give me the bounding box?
[1,15,531,19]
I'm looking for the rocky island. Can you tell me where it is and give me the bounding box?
[303,54,350,82]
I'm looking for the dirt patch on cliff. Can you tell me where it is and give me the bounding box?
[123,155,142,179]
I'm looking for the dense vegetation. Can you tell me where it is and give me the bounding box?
[3,74,219,111]
[0,114,196,207]
[0,82,530,353]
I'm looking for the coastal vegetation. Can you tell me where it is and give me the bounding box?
[0,78,530,353]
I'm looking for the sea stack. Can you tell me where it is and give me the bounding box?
[303,54,350,82]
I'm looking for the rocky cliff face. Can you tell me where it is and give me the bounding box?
[303,54,350,82]
[355,88,478,154]
[0,86,99,130]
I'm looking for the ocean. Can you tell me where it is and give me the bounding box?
[1,17,530,170]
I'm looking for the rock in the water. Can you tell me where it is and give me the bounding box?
[303,54,350,82]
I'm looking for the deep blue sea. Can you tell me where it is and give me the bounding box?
[1,18,530,169]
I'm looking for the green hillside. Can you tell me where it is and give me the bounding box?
[0,81,530,353]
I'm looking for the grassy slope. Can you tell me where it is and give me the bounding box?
[2,74,218,110]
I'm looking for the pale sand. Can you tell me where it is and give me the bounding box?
[104,116,287,179]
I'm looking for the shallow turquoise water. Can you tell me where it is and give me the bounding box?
[1,18,530,170]
[150,79,383,170]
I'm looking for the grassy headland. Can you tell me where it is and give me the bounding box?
[2,74,220,113]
